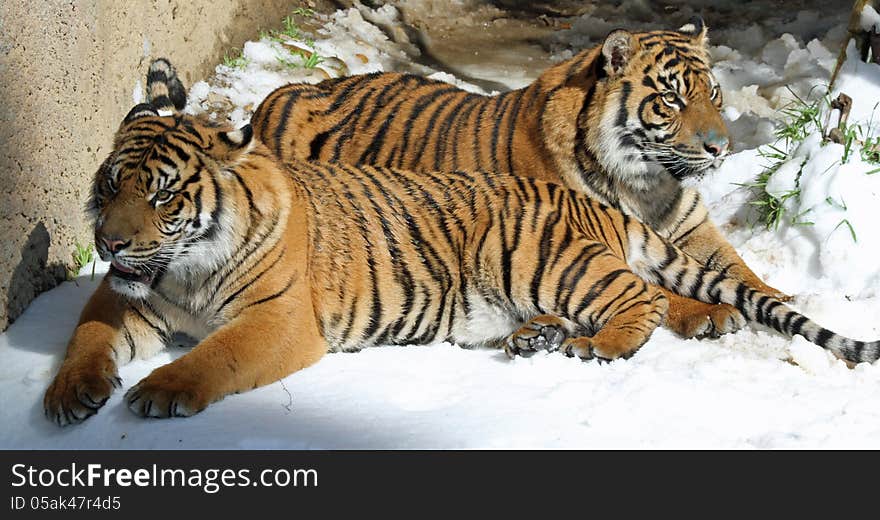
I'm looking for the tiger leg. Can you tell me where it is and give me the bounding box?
[44,277,171,426]
[673,220,787,298]
[659,189,786,338]
[123,279,327,418]
[663,221,778,338]
[504,247,668,361]
[559,284,669,361]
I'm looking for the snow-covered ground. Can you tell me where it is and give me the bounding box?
[2,3,880,449]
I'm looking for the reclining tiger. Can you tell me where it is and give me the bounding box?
[251,19,782,340]
[44,59,879,425]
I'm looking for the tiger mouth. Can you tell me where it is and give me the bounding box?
[109,259,155,285]
[659,156,721,180]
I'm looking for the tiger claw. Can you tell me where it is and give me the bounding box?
[504,316,568,358]
[43,357,119,427]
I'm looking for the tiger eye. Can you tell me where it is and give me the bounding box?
[662,91,678,103]
[156,189,173,201]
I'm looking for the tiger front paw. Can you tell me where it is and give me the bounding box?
[124,364,211,419]
[667,301,746,339]
[504,315,567,358]
[559,337,598,360]
[44,357,121,427]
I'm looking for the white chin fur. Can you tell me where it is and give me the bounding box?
[109,276,152,299]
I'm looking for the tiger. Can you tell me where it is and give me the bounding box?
[43,59,879,425]
[250,19,785,341]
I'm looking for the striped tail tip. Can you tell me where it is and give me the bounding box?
[841,339,880,365]
[789,317,880,365]
[146,58,187,113]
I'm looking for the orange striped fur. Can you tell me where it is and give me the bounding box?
[251,21,787,339]
[44,61,879,424]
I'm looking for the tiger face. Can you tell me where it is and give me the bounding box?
[589,20,729,185]
[89,104,252,299]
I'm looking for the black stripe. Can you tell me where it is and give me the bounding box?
[450,96,481,169]
[594,281,640,324]
[573,269,630,319]
[814,328,834,347]
[411,90,463,167]
[616,81,632,127]
[554,245,605,312]
[529,207,562,309]
[433,94,471,170]
[790,315,809,337]
[471,96,493,171]
[763,301,784,331]
[129,304,166,339]
[123,325,136,362]
[273,89,309,157]
[216,247,286,314]
[242,276,296,311]
[490,95,513,173]
[394,86,462,168]
[308,132,330,161]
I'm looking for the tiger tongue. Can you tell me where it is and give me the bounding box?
[110,260,154,284]
[111,260,137,274]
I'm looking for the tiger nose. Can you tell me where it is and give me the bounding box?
[703,136,729,157]
[100,235,131,254]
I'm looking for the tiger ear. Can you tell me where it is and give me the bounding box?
[602,30,635,77]
[123,103,159,124]
[211,124,254,161]
[679,16,709,46]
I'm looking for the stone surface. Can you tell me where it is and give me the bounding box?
[0,0,325,330]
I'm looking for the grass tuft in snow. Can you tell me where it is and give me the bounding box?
[280,15,302,41]
[269,8,315,44]
[744,90,823,229]
[68,241,96,281]
[740,151,808,230]
[276,47,324,70]
[745,87,880,234]
[776,93,823,146]
[222,48,249,69]
[259,9,325,71]
[299,49,323,69]
[832,218,859,243]
[831,100,880,165]
[290,7,315,18]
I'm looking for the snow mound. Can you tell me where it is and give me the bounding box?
[861,4,880,33]
[185,5,485,127]
[699,41,880,299]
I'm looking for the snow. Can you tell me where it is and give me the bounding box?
[3,3,880,449]
[697,40,880,300]
[184,5,486,127]
[862,4,880,33]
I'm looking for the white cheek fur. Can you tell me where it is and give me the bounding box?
[592,90,650,187]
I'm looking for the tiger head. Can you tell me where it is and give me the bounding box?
[584,19,729,185]
[89,104,253,299]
